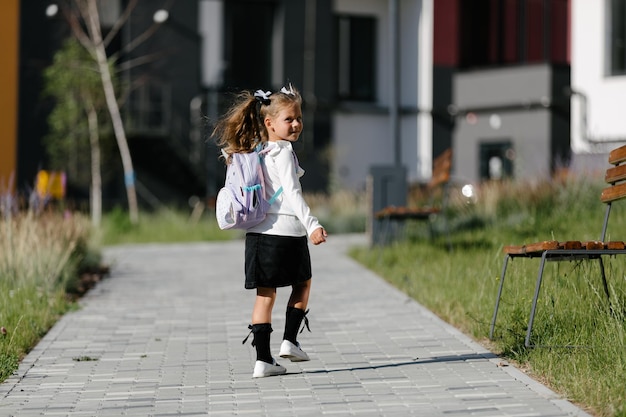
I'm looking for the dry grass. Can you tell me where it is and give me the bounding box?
[0,210,96,382]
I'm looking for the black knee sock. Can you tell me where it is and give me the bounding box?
[251,323,273,364]
[283,307,306,344]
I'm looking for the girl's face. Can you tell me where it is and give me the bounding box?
[265,103,303,142]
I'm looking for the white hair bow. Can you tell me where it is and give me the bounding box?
[280,84,295,96]
[254,90,272,105]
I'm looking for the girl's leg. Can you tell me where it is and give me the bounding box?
[252,286,276,324]
[280,280,312,362]
[250,287,276,364]
[249,287,286,377]
[287,279,311,310]
[285,279,312,343]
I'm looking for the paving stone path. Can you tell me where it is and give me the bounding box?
[0,234,592,416]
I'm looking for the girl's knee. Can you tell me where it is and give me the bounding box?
[257,287,277,298]
[294,279,312,290]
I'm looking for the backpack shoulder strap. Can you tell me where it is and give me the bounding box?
[252,142,283,204]
[268,186,282,204]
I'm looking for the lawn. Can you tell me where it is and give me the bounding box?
[350,177,626,417]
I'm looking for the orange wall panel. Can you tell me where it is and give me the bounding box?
[0,0,19,191]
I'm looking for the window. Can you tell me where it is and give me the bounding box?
[480,141,514,180]
[610,0,626,75]
[459,0,569,69]
[336,15,376,101]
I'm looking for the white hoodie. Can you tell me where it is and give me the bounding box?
[247,140,322,237]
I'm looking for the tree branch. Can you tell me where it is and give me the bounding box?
[61,1,94,55]
[110,0,176,60]
[102,0,139,47]
[115,50,170,73]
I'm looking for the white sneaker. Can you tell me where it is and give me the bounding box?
[279,340,310,362]
[252,359,287,378]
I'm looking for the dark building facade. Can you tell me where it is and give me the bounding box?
[209,0,335,194]
[6,0,574,210]
[8,0,336,209]
[14,1,69,195]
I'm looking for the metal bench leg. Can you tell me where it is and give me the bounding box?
[597,257,611,303]
[376,216,390,246]
[525,252,549,348]
[396,218,406,242]
[381,217,389,245]
[427,218,435,240]
[597,257,614,316]
[489,254,511,339]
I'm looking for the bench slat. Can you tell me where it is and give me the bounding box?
[376,148,452,223]
[374,206,439,220]
[504,240,626,255]
[524,240,560,252]
[503,240,559,254]
[428,150,452,188]
[605,164,626,184]
[429,171,450,189]
[503,245,526,255]
[608,145,626,165]
[601,182,626,203]
[559,241,582,250]
[583,240,604,250]
[607,241,626,250]
[432,148,452,170]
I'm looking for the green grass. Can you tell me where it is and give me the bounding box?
[97,206,240,246]
[98,191,367,246]
[0,285,71,381]
[350,177,626,417]
[5,183,625,415]
[0,211,96,382]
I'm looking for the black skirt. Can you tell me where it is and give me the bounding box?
[245,233,312,289]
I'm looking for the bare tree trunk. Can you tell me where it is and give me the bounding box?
[86,103,102,227]
[84,0,139,224]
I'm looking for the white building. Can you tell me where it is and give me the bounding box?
[331,0,433,190]
[571,0,626,161]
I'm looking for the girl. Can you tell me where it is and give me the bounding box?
[212,84,327,378]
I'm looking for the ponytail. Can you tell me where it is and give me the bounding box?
[212,85,302,160]
[211,91,262,158]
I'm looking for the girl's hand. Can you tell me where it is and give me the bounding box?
[310,227,327,245]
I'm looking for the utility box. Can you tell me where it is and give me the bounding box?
[368,165,407,246]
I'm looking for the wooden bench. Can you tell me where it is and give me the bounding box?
[489,144,626,347]
[374,148,452,246]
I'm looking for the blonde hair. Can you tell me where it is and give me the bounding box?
[212,86,303,159]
